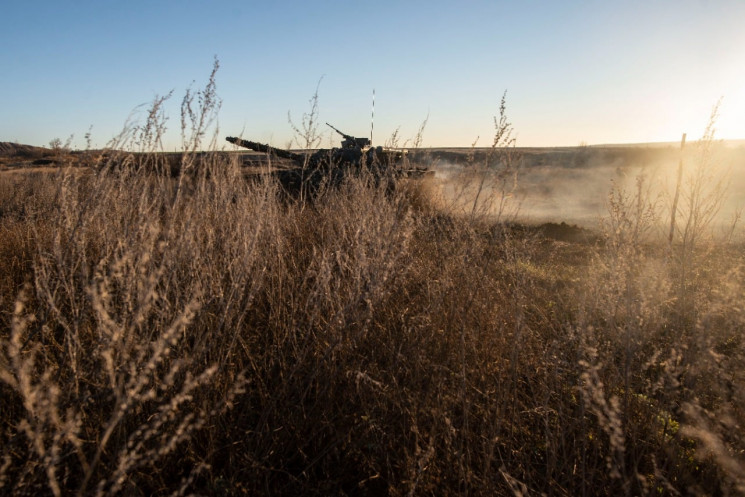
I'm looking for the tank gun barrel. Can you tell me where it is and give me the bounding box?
[226,137,303,161]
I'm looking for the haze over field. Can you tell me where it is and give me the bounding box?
[416,141,745,230]
[5,3,745,494]
[2,0,744,150]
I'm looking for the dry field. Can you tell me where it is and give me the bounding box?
[1,92,744,495]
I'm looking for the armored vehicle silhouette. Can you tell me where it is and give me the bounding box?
[226,123,427,195]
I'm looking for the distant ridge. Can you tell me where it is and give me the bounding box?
[589,138,745,148]
[0,142,52,157]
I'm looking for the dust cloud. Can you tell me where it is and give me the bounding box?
[416,143,745,234]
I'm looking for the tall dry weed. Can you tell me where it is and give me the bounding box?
[2,72,744,496]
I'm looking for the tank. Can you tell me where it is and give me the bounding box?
[226,123,426,195]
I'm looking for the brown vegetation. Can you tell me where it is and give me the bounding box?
[1,78,744,495]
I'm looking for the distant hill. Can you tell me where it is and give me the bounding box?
[0,142,52,158]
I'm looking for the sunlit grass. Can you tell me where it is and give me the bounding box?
[1,68,744,495]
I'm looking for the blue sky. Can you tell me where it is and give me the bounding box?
[2,0,743,149]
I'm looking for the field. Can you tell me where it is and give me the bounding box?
[1,105,745,495]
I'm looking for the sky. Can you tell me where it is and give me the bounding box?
[1,0,744,150]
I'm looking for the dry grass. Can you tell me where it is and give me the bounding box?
[1,72,744,496]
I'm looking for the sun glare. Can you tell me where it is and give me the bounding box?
[717,92,745,141]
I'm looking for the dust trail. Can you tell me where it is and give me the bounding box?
[416,143,745,234]
[423,160,521,222]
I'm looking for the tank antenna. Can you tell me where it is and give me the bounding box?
[371,88,375,145]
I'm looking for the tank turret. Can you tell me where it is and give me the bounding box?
[226,121,426,195]
[325,123,371,149]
